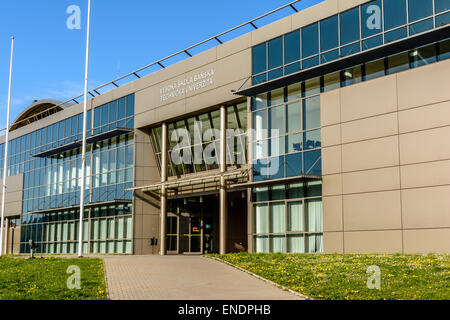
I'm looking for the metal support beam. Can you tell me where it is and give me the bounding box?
[219,105,228,255]
[160,123,168,256]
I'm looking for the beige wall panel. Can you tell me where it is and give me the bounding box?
[400,126,450,165]
[401,159,450,189]
[251,15,292,45]
[342,136,399,172]
[134,108,156,129]
[399,100,450,134]
[321,89,341,126]
[343,190,402,231]
[338,0,372,11]
[323,174,342,196]
[142,214,160,239]
[340,75,397,122]
[343,167,400,194]
[403,229,450,254]
[155,101,187,123]
[182,47,217,72]
[402,186,450,229]
[322,124,341,147]
[397,59,450,111]
[214,49,251,88]
[134,214,143,239]
[344,230,403,253]
[217,33,252,60]
[292,0,338,30]
[322,145,342,175]
[323,232,344,253]
[341,113,398,144]
[323,195,343,232]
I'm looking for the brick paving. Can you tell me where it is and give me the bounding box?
[103,255,304,300]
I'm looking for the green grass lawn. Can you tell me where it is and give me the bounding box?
[210,253,450,300]
[0,256,107,300]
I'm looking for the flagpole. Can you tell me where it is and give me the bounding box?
[0,36,14,257]
[78,0,91,258]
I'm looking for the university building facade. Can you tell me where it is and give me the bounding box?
[1,0,449,255]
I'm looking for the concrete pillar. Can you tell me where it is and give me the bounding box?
[160,123,168,255]
[219,105,228,255]
[2,217,8,255]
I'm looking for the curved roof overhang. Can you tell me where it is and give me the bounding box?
[10,99,69,132]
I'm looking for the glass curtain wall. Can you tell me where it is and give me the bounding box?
[150,102,247,178]
[252,0,450,85]
[9,94,136,254]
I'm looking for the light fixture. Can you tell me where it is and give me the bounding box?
[183,198,187,205]
[199,196,203,203]
[242,191,245,199]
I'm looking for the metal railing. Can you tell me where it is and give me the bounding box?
[7,0,304,132]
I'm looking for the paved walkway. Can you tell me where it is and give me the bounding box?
[103,255,304,300]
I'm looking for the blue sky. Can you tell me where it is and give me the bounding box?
[0,0,322,128]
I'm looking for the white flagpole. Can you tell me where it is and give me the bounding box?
[78,0,91,258]
[0,36,14,257]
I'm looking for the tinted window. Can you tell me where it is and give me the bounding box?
[435,0,450,13]
[410,44,436,68]
[361,0,383,38]
[268,37,283,70]
[384,0,407,31]
[303,96,320,130]
[408,0,433,22]
[302,23,319,58]
[284,30,300,64]
[252,43,267,75]
[340,7,360,45]
[320,15,338,51]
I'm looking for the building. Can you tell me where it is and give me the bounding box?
[1,0,449,255]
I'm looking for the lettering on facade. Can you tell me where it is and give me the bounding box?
[159,69,215,102]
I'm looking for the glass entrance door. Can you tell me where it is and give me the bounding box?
[180,215,202,254]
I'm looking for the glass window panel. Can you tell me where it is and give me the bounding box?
[384,27,407,43]
[364,58,386,81]
[268,68,283,81]
[342,66,363,86]
[323,71,341,92]
[253,110,268,141]
[304,77,320,97]
[287,83,301,102]
[436,11,450,26]
[126,95,135,117]
[286,102,301,133]
[303,96,320,130]
[287,182,304,199]
[302,55,319,69]
[109,101,118,123]
[284,30,300,64]
[384,0,407,31]
[321,49,339,63]
[387,52,410,74]
[254,236,269,253]
[268,156,284,180]
[436,0,450,13]
[271,185,286,201]
[252,73,267,85]
[438,38,450,61]
[288,235,305,253]
[320,15,338,51]
[286,133,303,153]
[284,62,301,75]
[288,202,303,232]
[306,199,323,233]
[286,152,302,177]
[118,98,126,120]
[408,0,433,22]
[253,187,269,202]
[410,44,436,68]
[254,204,269,234]
[362,34,383,50]
[270,236,286,253]
[270,202,285,233]
[304,150,322,175]
[306,181,322,197]
[304,129,321,150]
[270,136,285,157]
[302,23,319,58]
[409,18,434,35]
[101,104,108,126]
[270,88,284,106]
[361,0,383,38]
[268,37,283,70]
[269,105,284,136]
[252,93,268,111]
[306,234,323,253]
[252,43,267,75]
[340,7,360,45]
[341,42,361,57]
